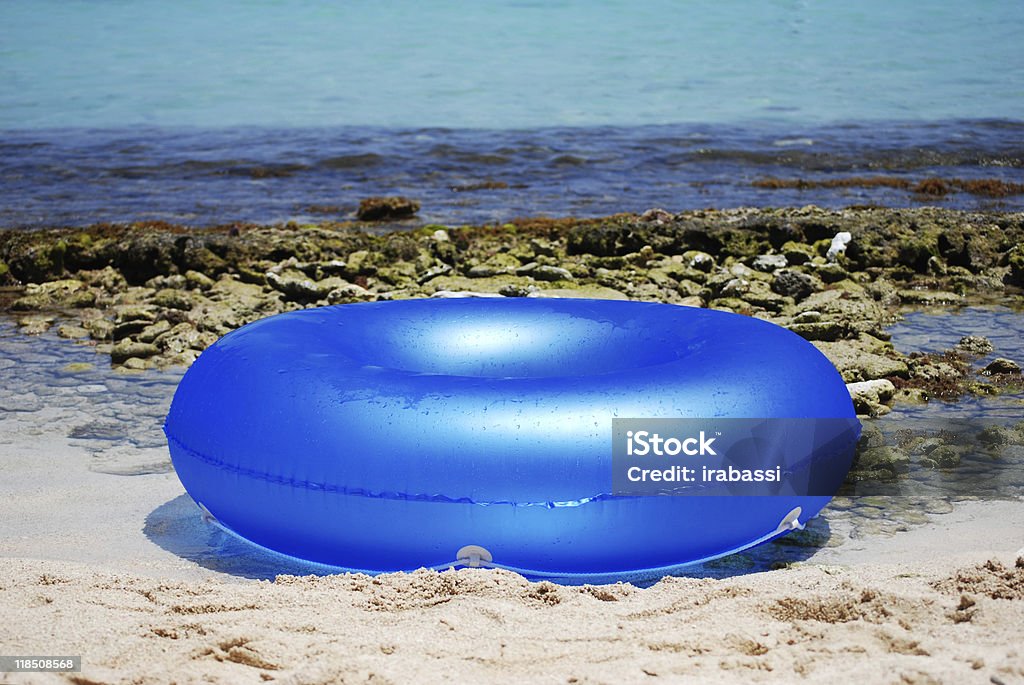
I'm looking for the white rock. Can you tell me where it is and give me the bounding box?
[752,254,788,272]
[430,290,504,298]
[846,379,896,416]
[827,231,852,262]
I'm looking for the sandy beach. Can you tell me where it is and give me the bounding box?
[2,427,1023,685]
[1,412,1023,684]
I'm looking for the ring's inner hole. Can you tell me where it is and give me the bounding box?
[338,309,691,378]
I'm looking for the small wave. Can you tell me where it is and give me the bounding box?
[772,138,815,147]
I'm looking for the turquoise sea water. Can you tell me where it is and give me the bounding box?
[2,0,1023,128]
[1,1,1022,226]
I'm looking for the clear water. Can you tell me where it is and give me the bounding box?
[2,1,1022,128]
[888,306,1024,362]
[0,320,180,477]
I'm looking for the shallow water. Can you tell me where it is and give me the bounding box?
[2,121,1022,228]
[837,305,1024,499]
[0,320,181,476]
[888,305,1024,363]
[1,304,1022,579]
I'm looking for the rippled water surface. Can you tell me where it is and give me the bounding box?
[2,120,1022,228]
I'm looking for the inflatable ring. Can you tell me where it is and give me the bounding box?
[165,298,858,582]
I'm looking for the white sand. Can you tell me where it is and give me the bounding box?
[1,368,1024,683]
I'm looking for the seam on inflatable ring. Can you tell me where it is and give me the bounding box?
[165,433,615,508]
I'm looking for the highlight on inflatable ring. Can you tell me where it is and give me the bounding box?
[164,298,860,582]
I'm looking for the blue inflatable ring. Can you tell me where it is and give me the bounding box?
[165,298,858,581]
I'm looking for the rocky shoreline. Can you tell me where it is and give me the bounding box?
[2,206,1022,407]
[1,205,1023,490]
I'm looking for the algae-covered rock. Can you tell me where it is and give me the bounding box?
[209,276,268,307]
[112,304,157,324]
[467,253,521,277]
[796,290,888,338]
[532,285,630,300]
[152,288,194,311]
[65,289,97,308]
[343,250,378,277]
[789,320,855,342]
[5,240,67,282]
[955,335,994,356]
[497,284,536,298]
[793,310,821,324]
[180,245,228,276]
[11,279,88,310]
[111,340,159,363]
[61,362,94,374]
[356,196,420,221]
[852,446,910,476]
[814,341,909,382]
[517,264,575,282]
[425,274,531,296]
[137,320,172,343]
[780,241,814,265]
[155,323,206,353]
[2,205,1022,379]
[1003,244,1024,287]
[897,289,964,305]
[983,358,1021,375]
[266,271,323,302]
[184,270,215,290]
[771,269,818,301]
[113,233,175,284]
[909,358,962,383]
[85,318,115,340]
[683,250,715,273]
[810,262,849,283]
[57,324,90,339]
[919,445,961,469]
[326,283,372,304]
[708,297,755,313]
[740,280,790,312]
[10,293,53,311]
[16,314,55,335]
[417,264,452,284]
